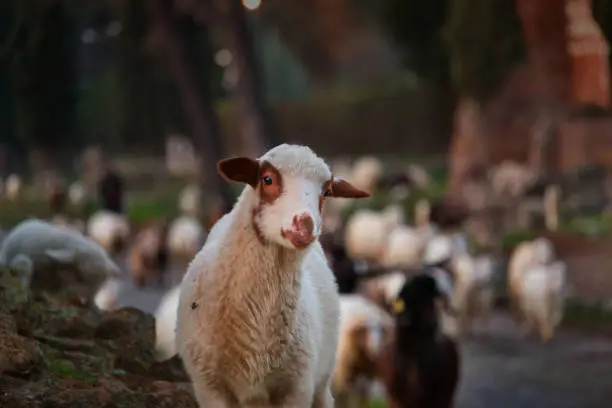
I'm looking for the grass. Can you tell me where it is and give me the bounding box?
[564,299,612,327]
[369,398,387,408]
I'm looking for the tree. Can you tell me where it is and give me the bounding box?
[216,0,280,155]
[6,0,78,174]
[144,0,234,205]
[380,0,450,84]
[445,0,525,102]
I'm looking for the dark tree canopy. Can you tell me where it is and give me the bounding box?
[444,0,525,102]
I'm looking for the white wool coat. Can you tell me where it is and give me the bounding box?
[155,285,182,361]
[176,190,339,407]
[0,218,121,285]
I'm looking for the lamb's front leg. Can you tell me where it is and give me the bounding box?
[312,381,334,408]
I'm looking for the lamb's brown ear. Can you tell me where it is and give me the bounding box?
[329,177,370,198]
[216,157,259,188]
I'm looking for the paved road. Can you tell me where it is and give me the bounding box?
[457,314,612,408]
[110,263,612,408]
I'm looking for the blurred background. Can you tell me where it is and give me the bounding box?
[1,0,612,407]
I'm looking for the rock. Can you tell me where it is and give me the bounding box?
[0,308,43,378]
[146,355,190,382]
[95,307,157,375]
[0,267,197,408]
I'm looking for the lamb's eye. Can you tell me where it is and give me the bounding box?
[322,190,331,197]
[263,176,273,185]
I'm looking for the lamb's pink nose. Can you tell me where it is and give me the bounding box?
[281,213,315,249]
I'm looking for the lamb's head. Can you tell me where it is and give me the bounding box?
[217,144,370,250]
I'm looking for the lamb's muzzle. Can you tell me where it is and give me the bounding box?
[281,211,316,249]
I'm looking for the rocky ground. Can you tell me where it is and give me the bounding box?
[0,266,198,408]
[3,260,612,408]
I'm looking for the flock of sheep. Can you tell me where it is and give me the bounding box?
[0,144,569,408]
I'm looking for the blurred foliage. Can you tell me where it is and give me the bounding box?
[6,1,78,154]
[444,0,524,102]
[380,0,450,85]
[593,0,612,65]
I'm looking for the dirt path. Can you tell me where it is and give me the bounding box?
[457,313,612,408]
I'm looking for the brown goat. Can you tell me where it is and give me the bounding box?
[378,274,459,408]
[129,221,169,288]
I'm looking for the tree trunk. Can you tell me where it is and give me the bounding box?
[516,0,572,106]
[447,97,488,195]
[217,0,280,156]
[144,0,234,206]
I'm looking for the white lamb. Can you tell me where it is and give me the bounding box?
[508,237,555,320]
[517,260,566,342]
[344,205,405,262]
[155,285,181,361]
[167,215,207,260]
[175,144,369,408]
[87,210,130,254]
[0,219,121,295]
[333,294,393,408]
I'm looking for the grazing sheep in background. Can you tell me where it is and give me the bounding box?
[428,196,472,232]
[98,167,125,214]
[167,215,207,261]
[68,181,88,208]
[488,161,536,198]
[5,174,22,200]
[129,221,169,288]
[93,276,123,311]
[320,236,361,294]
[376,172,415,201]
[407,164,430,189]
[334,294,393,408]
[359,272,408,312]
[345,205,405,262]
[450,253,496,338]
[176,144,369,408]
[155,285,181,361]
[87,210,130,255]
[508,237,555,322]
[178,183,202,217]
[414,199,431,229]
[380,225,435,269]
[516,261,567,342]
[351,156,383,193]
[0,219,121,297]
[543,185,561,231]
[378,274,460,408]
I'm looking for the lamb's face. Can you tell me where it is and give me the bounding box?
[217,144,370,251]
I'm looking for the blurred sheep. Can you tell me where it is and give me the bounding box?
[0,219,121,297]
[516,260,567,342]
[5,174,22,200]
[178,183,202,217]
[345,205,405,262]
[351,156,383,194]
[167,215,207,261]
[129,221,169,288]
[87,210,130,255]
[333,294,394,408]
